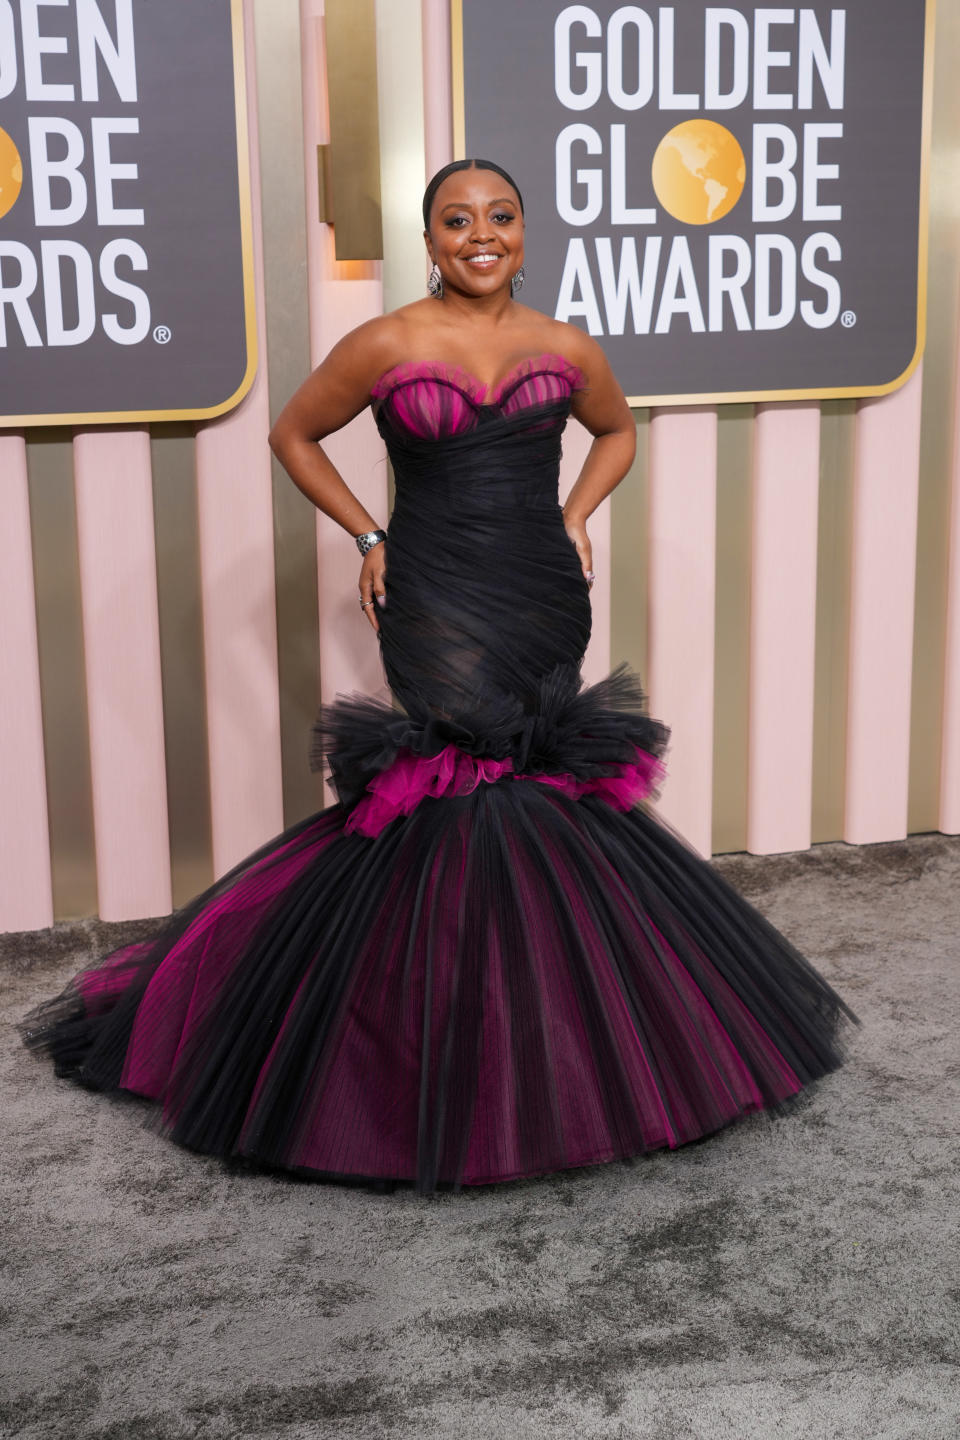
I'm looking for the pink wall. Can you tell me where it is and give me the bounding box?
[0,436,52,931]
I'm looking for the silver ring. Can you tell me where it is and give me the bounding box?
[360,598,375,608]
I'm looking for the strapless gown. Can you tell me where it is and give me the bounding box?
[20,355,858,1194]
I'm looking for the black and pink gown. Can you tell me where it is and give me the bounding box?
[20,355,858,1194]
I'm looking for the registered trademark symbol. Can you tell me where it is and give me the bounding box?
[153,324,172,344]
[841,310,857,328]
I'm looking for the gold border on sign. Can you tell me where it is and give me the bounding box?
[450,0,935,408]
[451,0,466,162]
[2,0,258,428]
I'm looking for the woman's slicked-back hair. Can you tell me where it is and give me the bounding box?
[422,158,525,230]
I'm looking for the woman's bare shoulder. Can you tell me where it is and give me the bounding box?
[507,306,603,374]
[530,312,607,373]
[328,303,438,380]
[327,311,407,367]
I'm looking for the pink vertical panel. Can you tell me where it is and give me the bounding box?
[0,435,53,932]
[747,405,821,855]
[301,3,386,802]
[422,0,452,177]
[844,366,924,843]
[195,0,284,876]
[647,409,718,857]
[73,430,172,920]
[940,325,960,833]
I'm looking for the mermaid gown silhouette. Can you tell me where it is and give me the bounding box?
[21,355,857,1193]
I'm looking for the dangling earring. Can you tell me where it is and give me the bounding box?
[511,267,525,294]
[427,263,443,298]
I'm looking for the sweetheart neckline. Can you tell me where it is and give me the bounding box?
[370,353,582,408]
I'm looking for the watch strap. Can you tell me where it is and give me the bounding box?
[355,528,388,556]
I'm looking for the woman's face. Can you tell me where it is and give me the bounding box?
[424,166,524,298]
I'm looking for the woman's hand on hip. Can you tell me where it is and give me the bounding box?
[563,515,595,590]
[359,543,387,634]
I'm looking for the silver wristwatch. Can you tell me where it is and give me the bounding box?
[355,528,387,556]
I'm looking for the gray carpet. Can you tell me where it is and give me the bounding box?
[2,834,959,1440]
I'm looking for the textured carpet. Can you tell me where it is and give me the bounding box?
[2,833,959,1440]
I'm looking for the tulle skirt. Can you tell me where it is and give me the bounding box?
[20,748,857,1194]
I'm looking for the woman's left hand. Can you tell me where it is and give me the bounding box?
[563,514,595,589]
[358,542,387,634]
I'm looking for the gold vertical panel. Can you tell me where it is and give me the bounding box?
[252,0,321,828]
[711,405,753,854]
[316,143,333,222]
[610,412,650,685]
[324,0,384,260]
[150,424,214,907]
[909,0,960,834]
[450,0,465,160]
[25,433,98,920]
[811,401,856,843]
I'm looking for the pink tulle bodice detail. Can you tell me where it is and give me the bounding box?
[344,741,666,838]
[370,354,585,439]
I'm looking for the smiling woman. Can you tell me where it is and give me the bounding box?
[422,157,526,295]
[20,157,858,1195]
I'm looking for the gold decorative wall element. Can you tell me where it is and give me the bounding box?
[322,0,384,260]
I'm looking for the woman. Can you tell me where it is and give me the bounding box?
[21,159,858,1194]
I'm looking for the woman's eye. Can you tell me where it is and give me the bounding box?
[444,212,515,228]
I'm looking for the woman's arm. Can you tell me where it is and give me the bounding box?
[560,333,637,585]
[268,319,397,633]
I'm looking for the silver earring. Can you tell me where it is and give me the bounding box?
[511,267,525,294]
[427,263,443,298]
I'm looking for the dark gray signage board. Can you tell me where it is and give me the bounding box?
[455,1,933,405]
[0,0,256,426]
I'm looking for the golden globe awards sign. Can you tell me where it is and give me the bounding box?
[0,0,255,426]
[455,1,933,405]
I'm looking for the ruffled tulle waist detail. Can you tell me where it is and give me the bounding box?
[312,660,672,830]
[344,740,666,837]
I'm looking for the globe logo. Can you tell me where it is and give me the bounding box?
[651,120,746,226]
[0,127,23,220]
